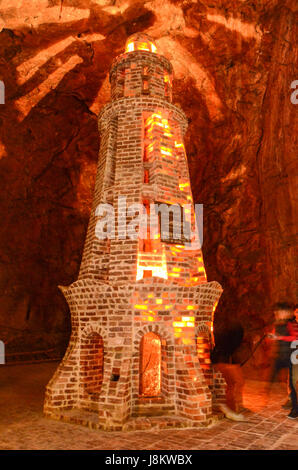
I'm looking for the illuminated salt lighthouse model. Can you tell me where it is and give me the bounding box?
[44,33,225,430]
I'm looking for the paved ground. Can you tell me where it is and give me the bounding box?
[0,362,297,450]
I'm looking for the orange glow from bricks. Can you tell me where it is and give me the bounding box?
[173,316,195,328]
[175,142,184,149]
[160,147,172,156]
[126,40,157,54]
[179,182,189,191]
[138,42,150,51]
[142,110,208,287]
[127,42,134,52]
[136,247,168,281]
[134,304,148,310]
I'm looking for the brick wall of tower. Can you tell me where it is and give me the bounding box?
[79,94,207,286]
[78,116,112,281]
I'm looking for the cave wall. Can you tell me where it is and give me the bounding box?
[0,0,296,375]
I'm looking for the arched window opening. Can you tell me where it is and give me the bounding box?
[81,333,104,395]
[139,332,161,397]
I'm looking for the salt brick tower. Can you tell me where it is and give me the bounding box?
[44,33,225,431]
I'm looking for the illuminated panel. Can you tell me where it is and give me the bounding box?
[136,248,168,281]
[137,42,151,51]
[126,40,157,54]
[173,314,195,345]
[139,332,161,397]
[127,42,134,52]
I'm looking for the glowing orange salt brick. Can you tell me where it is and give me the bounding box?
[172,267,181,272]
[134,304,148,310]
[186,305,195,310]
[126,42,134,52]
[173,321,184,327]
[182,338,192,345]
[175,142,184,148]
[182,316,194,322]
[137,42,150,51]
[160,146,172,155]
[156,299,162,304]
[151,43,157,53]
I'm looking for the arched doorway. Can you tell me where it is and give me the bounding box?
[139,332,161,397]
[81,332,104,395]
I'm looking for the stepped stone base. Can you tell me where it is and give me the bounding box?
[45,408,224,432]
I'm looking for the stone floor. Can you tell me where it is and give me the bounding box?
[0,362,297,450]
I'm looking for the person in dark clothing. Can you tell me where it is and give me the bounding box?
[269,313,292,383]
[268,303,298,418]
[287,307,298,418]
[211,322,245,421]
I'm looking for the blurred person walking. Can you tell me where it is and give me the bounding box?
[211,321,246,421]
[268,303,298,419]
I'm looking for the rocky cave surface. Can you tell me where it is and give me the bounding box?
[0,0,297,377]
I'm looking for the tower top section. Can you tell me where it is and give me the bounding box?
[109,33,173,102]
[125,33,157,54]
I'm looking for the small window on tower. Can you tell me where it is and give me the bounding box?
[142,66,150,94]
[116,68,125,98]
[144,169,149,183]
[164,73,171,100]
[143,80,149,94]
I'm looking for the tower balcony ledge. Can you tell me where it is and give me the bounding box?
[98,96,188,134]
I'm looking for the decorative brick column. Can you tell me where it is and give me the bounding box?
[44,33,225,431]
